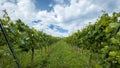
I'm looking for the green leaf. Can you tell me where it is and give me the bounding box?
[117,31,120,36]
[26,37,30,40]
[110,37,119,44]
[105,26,112,33]
[109,23,120,28]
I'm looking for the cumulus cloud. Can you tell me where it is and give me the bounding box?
[0,0,120,37]
[0,0,36,23]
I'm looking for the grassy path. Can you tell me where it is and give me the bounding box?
[43,41,91,68]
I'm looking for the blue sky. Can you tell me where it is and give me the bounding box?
[34,0,54,11]
[0,0,120,37]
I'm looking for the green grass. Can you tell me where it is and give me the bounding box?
[45,41,91,68]
[0,41,93,68]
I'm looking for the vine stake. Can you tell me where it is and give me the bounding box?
[0,22,21,68]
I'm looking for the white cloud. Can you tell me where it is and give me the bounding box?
[53,0,98,23]
[0,0,120,37]
[0,0,37,23]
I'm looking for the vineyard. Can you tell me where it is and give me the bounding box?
[0,10,120,68]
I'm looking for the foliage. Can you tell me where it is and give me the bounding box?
[64,12,120,68]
